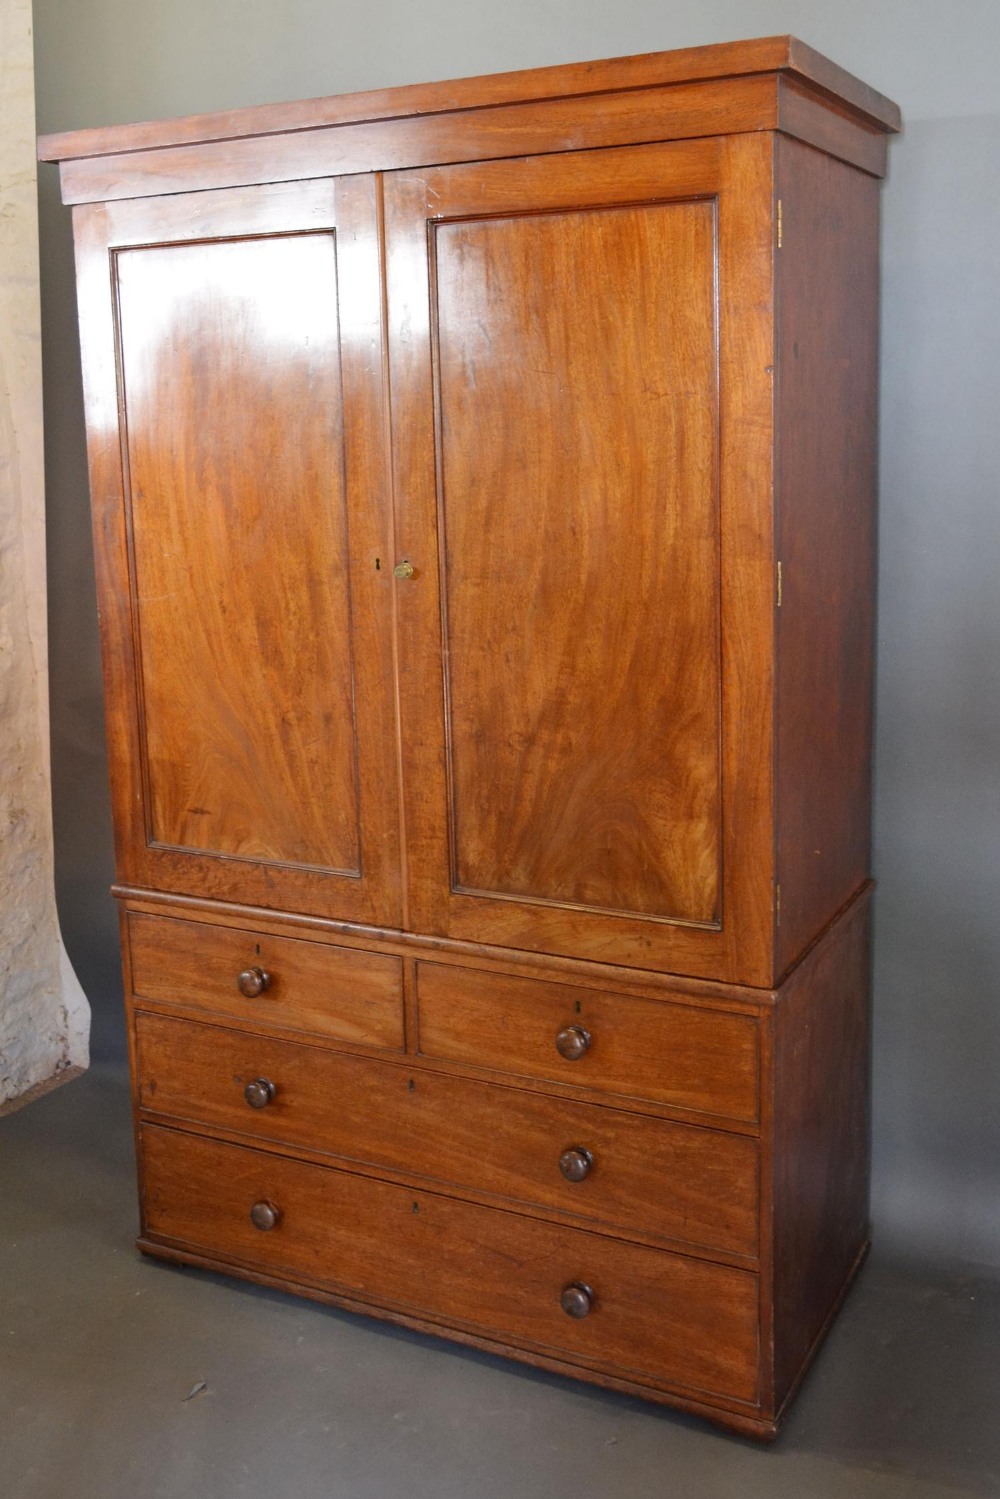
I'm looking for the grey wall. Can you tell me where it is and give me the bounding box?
[33,0,1000,1266]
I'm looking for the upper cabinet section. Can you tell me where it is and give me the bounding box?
[39,36,900,204]
[41,41,898,987]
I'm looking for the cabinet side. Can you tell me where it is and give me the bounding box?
[69,200,146,890]
[767,887,872,1416]
[773,136,880,975]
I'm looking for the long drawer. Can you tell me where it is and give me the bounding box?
[416,961,759,1124]
[134,1011,758,1258]
[127,911,404,1050]
[140,1124,761,1406]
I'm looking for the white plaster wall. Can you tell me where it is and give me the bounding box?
[0,0,89,1104]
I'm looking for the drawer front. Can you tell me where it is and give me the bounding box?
[141,1125,760,1404]
[134,1012,758,1257]
[416,962,759,1124]
[127,911,404,1050]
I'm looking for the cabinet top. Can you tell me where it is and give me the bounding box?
[39,35,899,167]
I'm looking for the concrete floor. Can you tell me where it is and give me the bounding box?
[2,1063,998,1499]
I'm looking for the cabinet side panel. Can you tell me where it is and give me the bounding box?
[71,199,150,891]
[770,889,871,1411]
[774,139,879,973]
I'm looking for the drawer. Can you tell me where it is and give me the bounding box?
[127,912,404,1051]
[416,963,758,1124]
[140,1124,760,1405]
[134,1012,759,1257]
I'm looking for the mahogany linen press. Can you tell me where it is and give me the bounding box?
[39,36,899,1437]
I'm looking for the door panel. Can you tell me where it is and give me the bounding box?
[386,137,776,980]
[117,232,359,871]
[74,177,400,923]
[433,201,720,923]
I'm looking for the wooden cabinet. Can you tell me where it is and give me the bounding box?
[40,36,899,1438]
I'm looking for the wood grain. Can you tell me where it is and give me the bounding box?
[115,883,778,1017]
[773,139,880,976]
[127,911,404,1051]
[777,77,887,178]
[72,177,401,923]
[766,888,872,1414]
[116,230,357,870]
[388,134,777,983]
[50,72,898,208]
[51,39,897,1441]
[47,77,781,206]
[134,1010,759,1258]
[37,35,898,165]
[140,1123,761,1405]
[415,962,759,1124]
[434,199,720,923]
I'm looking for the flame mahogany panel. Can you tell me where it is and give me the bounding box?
[432,199,721,923]
[115,231,358,870]
[71,178,402,923]
[388,136,776,982]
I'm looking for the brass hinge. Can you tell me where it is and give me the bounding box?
[777,560,783,607]
[776,883,781,926]
[777,199,783,249]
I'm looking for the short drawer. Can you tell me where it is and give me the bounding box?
[140,1124,760,1405]
[416,963,758,1124]
[134,1011,758,1257]
[127,912,404,1051]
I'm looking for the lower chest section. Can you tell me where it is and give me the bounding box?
[122,895,871,1438]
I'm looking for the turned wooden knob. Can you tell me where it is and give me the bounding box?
[244,1077,276,1110]
[238,966,271,998]
[560,1282,595,1319]
[250,1200,280,1231]
[555,1024,591,1061]
[558,1146,594,1182]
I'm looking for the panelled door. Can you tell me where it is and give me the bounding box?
[74,176,401,924]
[386,136,777,980]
